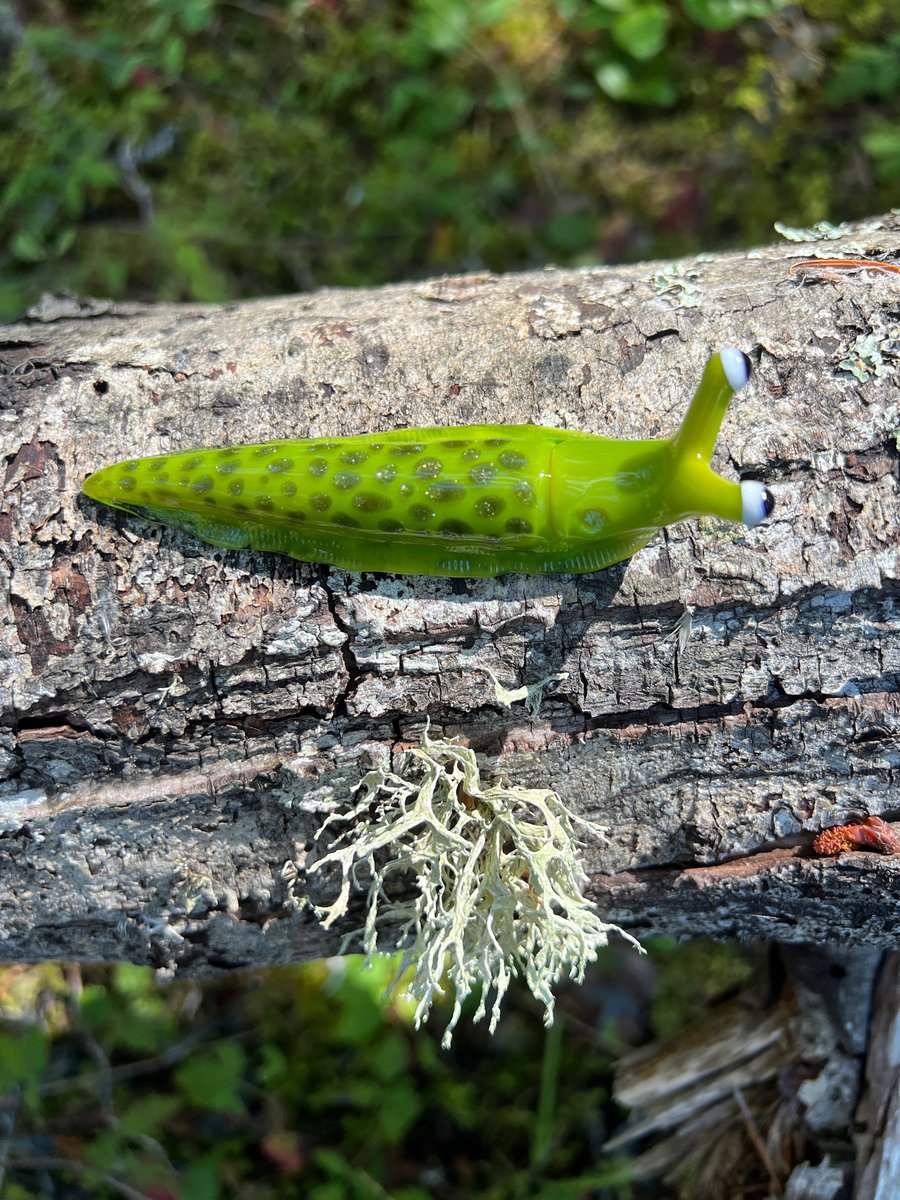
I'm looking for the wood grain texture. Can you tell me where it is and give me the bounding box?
[854,951,900,1200]
[1,217,898,970]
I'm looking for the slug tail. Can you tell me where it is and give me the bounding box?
[82,462,133,509]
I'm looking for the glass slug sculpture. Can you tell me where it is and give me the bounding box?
[83,348,773,577]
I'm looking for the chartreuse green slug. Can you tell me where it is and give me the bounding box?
[83,349,773,577]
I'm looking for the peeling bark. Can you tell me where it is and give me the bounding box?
[1,217,898,970]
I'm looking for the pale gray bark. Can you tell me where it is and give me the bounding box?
[1,216,898,971]
[855,952,900,1200]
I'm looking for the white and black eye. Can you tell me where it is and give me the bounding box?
[720,347,753,391]
[740,480,774,527]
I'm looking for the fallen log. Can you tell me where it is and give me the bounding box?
[1,216,898,969]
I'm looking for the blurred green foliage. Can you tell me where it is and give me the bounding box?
[0,950,650,1199]
[0,941,755,1198]
[1,0,898,319]
[644,935,757,1037]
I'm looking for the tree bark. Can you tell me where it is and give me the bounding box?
[1,216,898,970]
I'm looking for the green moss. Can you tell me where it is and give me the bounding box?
[646,937,759,1038]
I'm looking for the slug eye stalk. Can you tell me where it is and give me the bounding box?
[667,348,774,530]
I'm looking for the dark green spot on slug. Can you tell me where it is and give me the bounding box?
[399,483,413,496]
[184,455,204,471]
[203,497,217,506]
[334,470,360,490]
[462,447,481,461]
[353,492,392,513]
[233,502,249,512]
[408,504,434,523]
[254,445,277,457]
[425,480,464,503]
[310,442,339,452]
[228,480,244,495]
[286,510,306,521]
[333,513,360,528]
[268,458,294,473]
[506,518,533,534]
[440,439,470,448]
[118,476,136,491]
[498,450,527,470]
[309,458,328,476]
[281,481,297,497]
[370,442,383,451]
[470,463,497,486]
[123,461,139,471]
[416,458,442,478]
[154,472,170,484]
[474,495,504,518]
[375,464,397,484]
[217,460,241,474]
[154,488,176,502]
[392,444,424,456]
[217,447,238,458]
[485,438,510,447]
[148,459,166,473]
[341,450,368,465]
[192,475,214,495]
[379,518,404,533]
[256,496,274,511]
[310,493,331,512]
[438,519,473,535]
[514,481,537,506]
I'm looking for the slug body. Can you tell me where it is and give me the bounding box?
[83,350,772,578]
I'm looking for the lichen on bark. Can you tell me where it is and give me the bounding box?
[309,727,641,1046]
